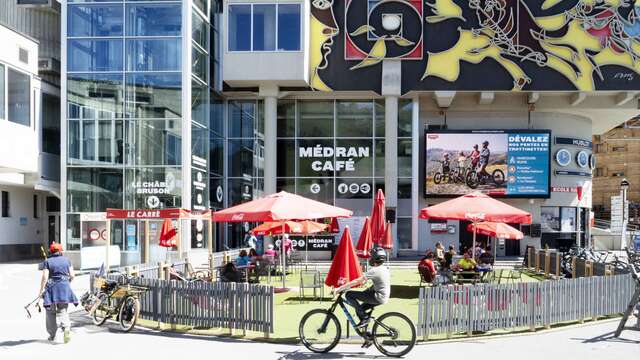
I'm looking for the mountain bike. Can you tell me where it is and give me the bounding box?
[299,290,416,357]
[432,160,455,185]
[81,274,147,332]
[465,166,505,189]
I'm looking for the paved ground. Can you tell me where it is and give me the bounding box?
[1,261,639,359]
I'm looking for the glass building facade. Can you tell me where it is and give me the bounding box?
[63,0,227,261]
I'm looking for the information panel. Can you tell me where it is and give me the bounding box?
[425,130,550,198]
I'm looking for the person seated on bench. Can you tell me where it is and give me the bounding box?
[477,246,494,271]
[419,251,438,285]
[236,249,251,267]
[457,252,478,279]
[220,262,243,283]
[263,243,277,258]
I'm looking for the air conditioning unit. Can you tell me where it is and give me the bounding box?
[38,57,60,75]
[16,0,60,12]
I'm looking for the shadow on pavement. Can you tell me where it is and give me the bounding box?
[573,330,640,345]
[0,339,47,347]
[275,349,382,359]
[69,310,291,345]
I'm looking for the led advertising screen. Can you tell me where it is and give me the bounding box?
[425,130,551,198]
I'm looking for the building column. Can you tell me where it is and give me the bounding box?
[411,97,420,252]
[382,60,401,255]
[260,85,278,195]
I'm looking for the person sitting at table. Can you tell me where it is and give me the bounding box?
[457,252,477,271]
[474,243,485,259]
[220,262,243,283]
[443,245,456,270]
[263,243,277,257]
[418,252,438,284]
[435,242,445,265]
[236,249,250,267]
[248,248,259,264]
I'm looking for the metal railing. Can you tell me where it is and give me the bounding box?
[417,274,636,340]
[90,273,274,336]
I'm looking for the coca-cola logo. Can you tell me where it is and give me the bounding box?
[427,134,439,140]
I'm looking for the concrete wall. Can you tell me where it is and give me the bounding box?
[418,95,594,255]
[0,185,48,261]
[222,0,309,86]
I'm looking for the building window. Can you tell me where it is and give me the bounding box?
[228,3,301,52]
[19,48,29,64]
[1,191,9,217]
[33,195,39,218]
[611,145,626,152]
[68,5,124,37]
[0,64,4,120]
[8,68,30,126]
[594,167,604,177]
[612,171,625,177]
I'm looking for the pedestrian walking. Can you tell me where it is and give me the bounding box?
[38,242,78,343]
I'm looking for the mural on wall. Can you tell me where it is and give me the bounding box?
[309,0,640,94]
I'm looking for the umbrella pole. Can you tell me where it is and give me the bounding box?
[305,234,308,270]
[281,224,286,290]
[472,220,477,261]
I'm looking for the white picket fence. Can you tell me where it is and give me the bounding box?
[417,274,636,340]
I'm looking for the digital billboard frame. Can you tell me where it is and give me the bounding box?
[423,129,552,199]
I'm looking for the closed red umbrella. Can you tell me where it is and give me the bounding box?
[325,227,363,288]
[212,191,353,222]
[159,219,177,248]
[466,222,524,240]
[380,221,394,250]
[420,192,531,259]
[370,189,386,246]
[355,217,373,258]
[328,217,340,233]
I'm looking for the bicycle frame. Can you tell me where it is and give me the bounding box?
[320,294,397,340]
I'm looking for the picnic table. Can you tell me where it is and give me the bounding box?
[452,269,491,284]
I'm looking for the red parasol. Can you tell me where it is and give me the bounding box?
[159,219,177,248]
[466,222,524,240]
[250,221,303,236]
[380,221,394,250]
[420,192,531,259]
[370,189,386,246]
[212,191,353,222]
[325,227,363,288]
[355,217,373,258]
[328,217,340,233]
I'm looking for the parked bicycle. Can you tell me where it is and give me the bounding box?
[80,273,147,332]
[299,290,416,357]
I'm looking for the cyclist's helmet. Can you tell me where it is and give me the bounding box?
[473,144,478,149]
[369,246,387,266]
[482,141,489,146]
[443,153,449,158]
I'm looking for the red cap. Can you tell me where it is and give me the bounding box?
[49,243,63,254]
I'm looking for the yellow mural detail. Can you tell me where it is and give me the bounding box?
[541,0,563,10]
[423,30,530,90]
[425,0,464,23]
[350,38,386,70]
[309,15,337,92]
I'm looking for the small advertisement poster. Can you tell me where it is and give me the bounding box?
[425,130,550,197]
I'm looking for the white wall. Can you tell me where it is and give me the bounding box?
[0,185,46,246]
[223,0,309,86]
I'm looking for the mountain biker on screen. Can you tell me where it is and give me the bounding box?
[478,141,491,178]
[468,144,480,170]
[336,247,390,331]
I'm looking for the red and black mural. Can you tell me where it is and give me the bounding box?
[309,0,640,94]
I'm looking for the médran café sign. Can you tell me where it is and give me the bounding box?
[299,145,370,172]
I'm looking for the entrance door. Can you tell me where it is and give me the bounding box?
[459,221,489,254]
[504,223,521,256]
[47,214,59,245]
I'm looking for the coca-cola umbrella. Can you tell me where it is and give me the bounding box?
[159,218,177,261]
[325,226,363,288]
[250,220,329,265]
[380,221,394,250]
[355,217,373,259]
[420,192,532,260]
[466,222,524,240]
[370,189,386,246]
[213,191,352,289]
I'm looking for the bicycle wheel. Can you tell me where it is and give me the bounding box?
[92,292,109,326]
[299,309,341,353]
[492,169,505,185]
[433,172,443,184]
[371,312,416,357]
[466,172,479,189]
[119,296,140,332]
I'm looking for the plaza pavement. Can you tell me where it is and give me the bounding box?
[0,261,638,360]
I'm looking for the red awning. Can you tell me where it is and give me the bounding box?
[106,208,211,220]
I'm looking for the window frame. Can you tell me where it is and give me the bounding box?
[227,2,302,53]
[1,191,9,218]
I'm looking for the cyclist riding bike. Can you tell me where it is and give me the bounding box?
[468,144,480,170]
[478,141,490,178]
[337,247,390,332]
